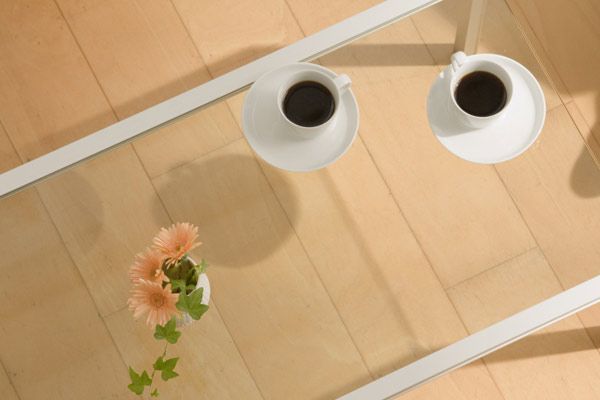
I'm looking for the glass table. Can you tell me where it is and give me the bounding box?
[2,0,600,399]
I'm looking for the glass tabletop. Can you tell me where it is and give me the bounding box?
[2,0,600,399]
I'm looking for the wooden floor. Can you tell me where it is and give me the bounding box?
[1,0,600,398]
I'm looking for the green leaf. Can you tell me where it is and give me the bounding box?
[128,382,144,395]
[151,388,159,397]
[163,357,179,370]
[154,356,179,381]
[161,369,179,381]
[140,371,152,386]
[170,279,186,293]
[154,318,181,344]
[127,367,152,395]
[176,287,209,320]
[153,356,165,371]
[164,263,181,281]
[199,259,208,274]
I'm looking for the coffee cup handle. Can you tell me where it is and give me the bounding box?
[334,74,352,93]
[450,51,467,74]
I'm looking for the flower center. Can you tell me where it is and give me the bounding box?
[150,293,165,308]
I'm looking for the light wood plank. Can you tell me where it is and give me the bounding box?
[313,15,534,287]
[448,248,600,399]
[105,306,263,399]
[170,0,305,131]
[495,105,600,347]
[0,124,20,173]
[23,4,264,397]
[356,78,534,287]
[411,0,564,110]
[0,0,114,161]
[172,0,304,77]
[502,0,572,106]
[259,136,504,399]
[57,0,206,117]
[506,0,600,156]
[285,0,376,35]
[153,139,372,399]
[56,0,241,178]
[565,101,600,167]
[0,189,130,399]
[134,105,241,178]
[0,364,18,400]
[36,146,172,316]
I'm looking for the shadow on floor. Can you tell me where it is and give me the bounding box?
[485,326,600,363]
[152,150,299,268]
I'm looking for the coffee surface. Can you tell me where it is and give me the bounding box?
[283,81,335,127]
[454,71,507,117]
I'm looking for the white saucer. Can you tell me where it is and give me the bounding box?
[242,63,359,172]
[427,54,546,164]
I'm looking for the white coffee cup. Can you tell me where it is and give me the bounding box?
[277,65,351,138]
[448,51,513,129]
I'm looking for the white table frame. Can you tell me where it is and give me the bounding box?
[3,1,599,399]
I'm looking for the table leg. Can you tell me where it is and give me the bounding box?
[454,0,488,54]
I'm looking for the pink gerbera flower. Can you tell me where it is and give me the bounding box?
[128,280,180,327]
[153,222,201,265]
[129,248,166,283]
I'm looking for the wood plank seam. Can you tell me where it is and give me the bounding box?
[490,161,600,359]
[0,120,20,169]
[34,187,133,374]
[357,133,509,398]
[502,0,573,108]
[445,246,538,291]
[0,357,21,400]
[51,0,120,123]
[167,3,378,386]
[408,17,442,70]
[563,101,600,172]
[284,0,310,38]
[144,153,268,398]
[131,0,280,380]
[40,3,266,396]
[407,9,568,396]
[495,1,600,360]
[0,5,132,392]
[252,140,377,381]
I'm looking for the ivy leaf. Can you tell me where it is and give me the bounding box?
[163,357,179,371]
[176,287,208,320]
[161,369,179,381]
[170,279,187,293]
[154,318,181,344]
[154,356,179,381]
[164,263,179,281]
[153,356,165,371]
[128,367,152,395]
[151,388,159,397]
[199,259,208,274]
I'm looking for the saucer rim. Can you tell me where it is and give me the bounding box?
[242,63,359,172]
[428,53,546,164]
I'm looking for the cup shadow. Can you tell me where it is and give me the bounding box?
[152,151,299,268]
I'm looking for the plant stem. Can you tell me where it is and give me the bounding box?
[148,343,169,396]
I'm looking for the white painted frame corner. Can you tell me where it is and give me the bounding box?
[338,274,600,399]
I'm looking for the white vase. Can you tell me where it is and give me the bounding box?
[176,258,210,327]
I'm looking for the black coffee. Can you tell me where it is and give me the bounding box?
[283,81,335,127]
[454,71,507,117]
